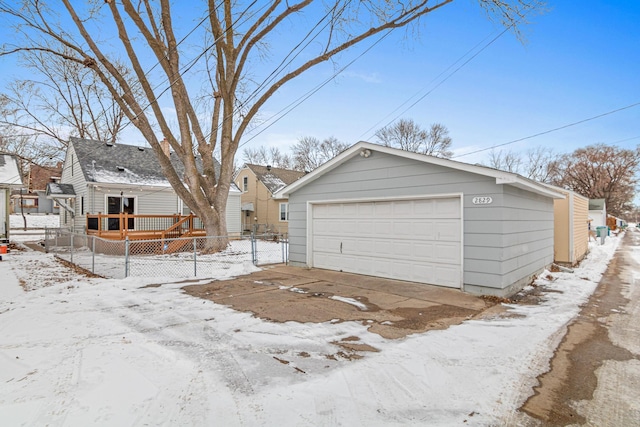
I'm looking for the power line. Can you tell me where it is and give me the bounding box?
[237,29,394,149]
[453,101,640,159]
[358,27,509,140]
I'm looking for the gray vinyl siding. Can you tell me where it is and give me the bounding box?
[61,144,89,231]
[288,151,555,295]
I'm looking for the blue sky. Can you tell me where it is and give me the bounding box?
[0,1,638,167]
[239,0,640,164]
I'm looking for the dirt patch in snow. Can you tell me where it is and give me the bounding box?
[182,269,496,340]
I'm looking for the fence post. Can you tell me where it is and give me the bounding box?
[55,230,58,252]
[251,233,257,265]
[44,227,49,253]
[125,236,130,278]
[70,232,74,264]
[193,237,197,277]
[92,236,96,274]
[281,238,286,264]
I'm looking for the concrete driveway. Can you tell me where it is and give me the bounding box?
[183,265,495,339]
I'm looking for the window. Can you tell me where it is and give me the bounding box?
[279,203,288,222]
[243,176,248,192]
[20,198,37,208]
[81,196,84,215]
[107,196,135,230]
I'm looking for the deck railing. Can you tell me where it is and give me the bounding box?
[86,213,205,240]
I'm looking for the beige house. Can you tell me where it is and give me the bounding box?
[546,184,589,266]
[235,164,305,235]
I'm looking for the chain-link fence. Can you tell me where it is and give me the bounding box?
[44,228,288,280]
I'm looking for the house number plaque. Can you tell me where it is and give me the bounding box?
[472,196,493,205]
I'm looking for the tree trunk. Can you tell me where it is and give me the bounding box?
[199,206,229,253]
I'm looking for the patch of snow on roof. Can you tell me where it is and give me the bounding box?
[92,169,171,187]
[0,154,22,185]
[261,173,287,193]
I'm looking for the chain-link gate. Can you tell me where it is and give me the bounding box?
[44,229,288,279]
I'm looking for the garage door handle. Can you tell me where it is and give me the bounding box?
[340,242,343,253]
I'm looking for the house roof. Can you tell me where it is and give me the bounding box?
[46,183,76,198]
[0,153,24,188]
[540,183,589,202]
[589,198,606,210]
[243,164,306,194]
[70,137,239,192]
[274,141,565,200]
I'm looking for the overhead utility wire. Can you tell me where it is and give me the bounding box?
[203,1,349,143]
[0,0,224,136]
[237,30,395,149]
[358,29,502,139]
[121,0,262,133]
[453,101,640,158]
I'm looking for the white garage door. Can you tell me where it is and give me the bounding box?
[311,197,462,288]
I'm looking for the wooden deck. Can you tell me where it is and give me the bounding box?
[86,213,206,241]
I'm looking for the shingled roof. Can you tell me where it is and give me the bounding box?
[244,164,306,194]
[71,137,225,187]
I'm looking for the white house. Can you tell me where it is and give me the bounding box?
[50,137,241,236]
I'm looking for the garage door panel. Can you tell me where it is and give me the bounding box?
[435,265,460,287]
[311,198,461,288]
[433,242,460,263]
[436,198,461,216]
[374,220,394,236]
[435,220,461,240]
[374,202,394,217]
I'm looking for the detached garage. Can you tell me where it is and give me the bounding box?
[275,142,565,297]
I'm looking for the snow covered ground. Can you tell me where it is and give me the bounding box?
[9,214,60,242]
[0,234,621,426]
[9,214,60,229]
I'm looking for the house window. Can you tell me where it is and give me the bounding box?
[21,198,37,208]
[243,176,248,192]
[71,155,74,176]
[279,203,288,222]
[107,196,135,230]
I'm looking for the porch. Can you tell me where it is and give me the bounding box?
[86,213,207,241]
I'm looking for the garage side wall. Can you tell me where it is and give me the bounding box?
[482,185,554,295]
[573,194,589,264]
[288,152,513,291]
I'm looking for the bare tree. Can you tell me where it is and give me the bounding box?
[242,146,293,169]
[549,144,640,216]
[486,147,557,182]
[487,149,522,173]
[375,119,453,158]
[0,49,129,164]
[292,136,349,171]
[523,146,556,183]
[0,1,542,247]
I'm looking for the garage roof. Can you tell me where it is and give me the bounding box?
[274,141,565,200]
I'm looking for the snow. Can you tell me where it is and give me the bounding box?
[0,234,621,426]
[0,154,22,185]
[10,214,61,229]
[330,295,369,310]
[260,173,287,193]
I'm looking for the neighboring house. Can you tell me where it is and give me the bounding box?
[588,199,607,229]
[275,141,565,297]
[11,163,62,214]
[50,137,241,235]
[234,164,305,234]
[544,184,589,266]
[0,154,24,242]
